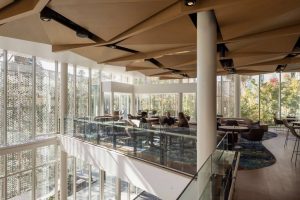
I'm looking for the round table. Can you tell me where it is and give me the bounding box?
[291,121,300,127]
[286,117,298,123]
[219,126,249,149]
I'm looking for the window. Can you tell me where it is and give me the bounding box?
[91,69,101,117]
[281,72,300,118]
[183,93,196,121]
[222,75,235,117]
[260,73,280,124]
[240,75,259,121]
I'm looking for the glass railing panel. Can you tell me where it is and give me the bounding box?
[63,118,198,174]
[177,155,212,200]
[177,134,239,200]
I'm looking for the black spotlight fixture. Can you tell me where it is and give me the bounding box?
[40,8,52,22]
[217,44,228,58]
[76,29,89,38]
[275,64,287,73]
[184,0,197,6]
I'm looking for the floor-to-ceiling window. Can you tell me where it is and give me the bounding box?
[91,69,101,117]
[217,76,222,115]
[260,73,280,124]
[281,72,300,118]
[136,94,150,114]
[104,93,111,115]
[222,75,235,117]
[240,75,259,121]
[114,93,131,117]
[136,94,179,116]
[183,93,196,121]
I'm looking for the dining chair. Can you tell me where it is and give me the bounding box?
[282,119,297,148]
[273,116,284,132]
[285,123,300,166]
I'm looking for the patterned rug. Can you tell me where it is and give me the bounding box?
[238,131,277,170]
[262,131,278,140]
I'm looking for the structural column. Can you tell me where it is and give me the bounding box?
[196,11,217,168]
[178,79,183,113]
[234,74,241,118]
[131,93,136,115]
[115,178,121,200]
[110,92,114,114]
[60,62,68,200]
[99,70,104,116]
[178,93,183,113]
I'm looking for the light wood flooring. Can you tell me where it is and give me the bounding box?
[234,129,300,200]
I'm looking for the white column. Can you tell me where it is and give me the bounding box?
[115,178,121,200]
[130,93,136,115]
[178,93,183,113]
[178,79,183,113]
[60,62,68,200]
[110,92,114,114]
[197,11,217,168]
[99,70,103,116]
[99,170,105,200]
[32,56,36,140]
[234,74,241,118]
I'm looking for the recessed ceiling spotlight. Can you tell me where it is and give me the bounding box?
[107,44,117,49]
[184,0,197,6]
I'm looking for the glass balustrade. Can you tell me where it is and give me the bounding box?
[64,117,198,174]
[176,136,238,200]
[63,117,230,176]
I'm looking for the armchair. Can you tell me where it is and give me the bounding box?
[241,128,265,143]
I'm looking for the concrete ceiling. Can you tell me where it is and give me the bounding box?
[0,0,299,78]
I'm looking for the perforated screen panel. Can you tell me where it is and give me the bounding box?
[76,66,89,118]
[0,50,4,146]
[7,52,33,145]
[36,58,56,135]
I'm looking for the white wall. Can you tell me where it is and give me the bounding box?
[134,83,196,94]
[59,135,191,200]
[102,81,134,93]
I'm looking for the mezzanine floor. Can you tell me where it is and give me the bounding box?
[234,129,300,200]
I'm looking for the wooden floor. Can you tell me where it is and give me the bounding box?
[234,129,300,200]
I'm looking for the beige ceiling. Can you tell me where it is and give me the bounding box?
[0,0,300,78]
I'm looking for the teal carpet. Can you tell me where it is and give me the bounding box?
[238,131,277,170]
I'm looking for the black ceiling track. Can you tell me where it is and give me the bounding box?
[276,37,300,72]
[40,7,101,42]
[40,7,189,78]
[105,44,138,54]
[145,58,165,68]
[145,58,189,78]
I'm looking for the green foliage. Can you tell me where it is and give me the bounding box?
[241,73,300,124]
[241,77,259,121]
